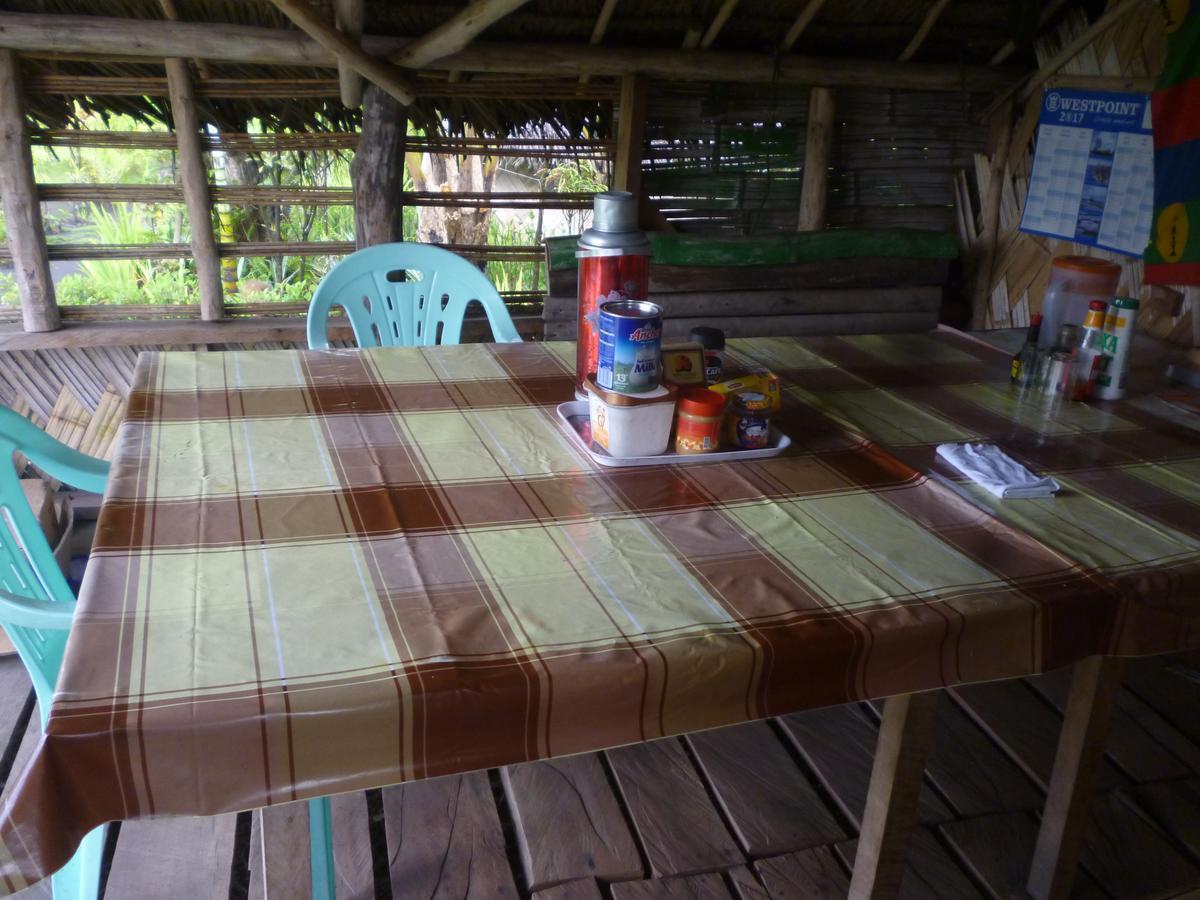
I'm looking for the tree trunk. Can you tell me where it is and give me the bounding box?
[352,83,407,248]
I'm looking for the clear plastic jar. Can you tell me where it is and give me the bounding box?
[675,388,726,454]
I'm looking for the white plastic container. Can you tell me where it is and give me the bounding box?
[584,375,676,458]
[1038,256,1121,350]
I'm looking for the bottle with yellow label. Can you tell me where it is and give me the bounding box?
[1093,297,1140,401]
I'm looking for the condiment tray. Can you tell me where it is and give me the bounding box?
[555,400,791,468]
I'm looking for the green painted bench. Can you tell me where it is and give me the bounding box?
[543,229,960,340]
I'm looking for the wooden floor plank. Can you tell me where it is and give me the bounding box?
[951,678,1126,792]
[0,660,49,900]
[1120,779,1200,864]
[610,871,736,899]
[1027,669,1194,783]
[725,865,769,900]
[331,791,375,900]
[502,753,642,890]
[939,811,1107,899]
[686,721,847,856]
[1123,659,1200,747]
[753,846,849,899]
[835,828,986,900]
[1079,791,1200,899]
[871,693,1042,817]
[776,704,954,828]
[532,878,606,900]
[251,802,312,900]
[382,771,518,899]
[104,814,238,899]
[607,738,744,878]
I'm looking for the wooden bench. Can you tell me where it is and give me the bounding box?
[543,229,959,340]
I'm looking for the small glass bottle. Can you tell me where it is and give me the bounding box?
[1011,313,1044,389]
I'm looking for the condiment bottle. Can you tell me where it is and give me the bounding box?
[674,388,726,454]
[1072,300,1108,400]
[1011,313,1043,388]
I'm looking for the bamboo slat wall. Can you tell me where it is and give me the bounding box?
[964,2,1195,344]
[640,83,988,235]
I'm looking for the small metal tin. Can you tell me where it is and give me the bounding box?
[597,300,663,393]
[1042,349,1073,399]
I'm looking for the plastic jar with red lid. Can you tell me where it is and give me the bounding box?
[675,388,726,454]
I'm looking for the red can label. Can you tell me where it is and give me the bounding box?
[575,253,650,396]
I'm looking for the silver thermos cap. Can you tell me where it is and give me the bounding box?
[579,191,651,253]
[592,191,638,233]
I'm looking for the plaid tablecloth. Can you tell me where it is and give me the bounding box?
[2,332,1198,891]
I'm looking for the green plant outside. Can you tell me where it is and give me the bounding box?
[0,111,611,310]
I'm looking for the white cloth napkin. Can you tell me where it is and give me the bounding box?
[935,442,1061,499]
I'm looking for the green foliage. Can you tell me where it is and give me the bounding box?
[20,110,602,308]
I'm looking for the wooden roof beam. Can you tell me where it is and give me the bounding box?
[988,0,1069,66]
[580,0,621,83]
[682,0,741,49]
[780,0,828,52]
[0,13,1017,92]
[897,0,952,62]
[390,0,534,69]
[265,0,416,105]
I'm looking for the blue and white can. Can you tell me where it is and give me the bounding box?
[596,300,663,393]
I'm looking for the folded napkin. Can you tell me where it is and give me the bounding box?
[935,442,1061,499]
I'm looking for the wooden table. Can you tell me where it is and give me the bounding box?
[0,331,1195,899]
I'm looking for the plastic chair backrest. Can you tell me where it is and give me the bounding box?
[306,243,522,349]
[0,407,109,719]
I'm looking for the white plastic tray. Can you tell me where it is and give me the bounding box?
[556,400,791,468]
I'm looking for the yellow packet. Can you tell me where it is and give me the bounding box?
[709,370,781,411]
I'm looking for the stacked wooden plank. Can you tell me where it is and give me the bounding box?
[543,231,955,341]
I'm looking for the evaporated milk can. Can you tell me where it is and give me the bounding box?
[575,192,652,398]
[597,300,663,392]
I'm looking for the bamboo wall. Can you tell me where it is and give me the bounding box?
[641,83,988,235]
[965,3,1196,344]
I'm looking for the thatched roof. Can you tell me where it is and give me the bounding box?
[4,0,1070,136]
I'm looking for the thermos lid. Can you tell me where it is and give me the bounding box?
[578,192,651,253]
[593,192,638,232]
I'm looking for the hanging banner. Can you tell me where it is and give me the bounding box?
[1144,0,1200,285]
[1018,88,1153,257]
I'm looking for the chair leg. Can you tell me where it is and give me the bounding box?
[50,824,105,900]
[307,796,335,900]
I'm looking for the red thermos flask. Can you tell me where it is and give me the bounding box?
[575,192,651,398]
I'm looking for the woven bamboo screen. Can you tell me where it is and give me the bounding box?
[641,83,988,235]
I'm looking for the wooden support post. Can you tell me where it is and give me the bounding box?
[798,86,835,231]
[968,99,1013,330]
[165,57,223,321]
[334,0,365,107]
[352,84,408,248]
[613,74,648,199]
[1027,656,1125,900]
[849,691,939,900]
[0,49,58,332]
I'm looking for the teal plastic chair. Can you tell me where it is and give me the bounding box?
[0,406,108,900]
[306,242,522,349]
[0,408,337,899]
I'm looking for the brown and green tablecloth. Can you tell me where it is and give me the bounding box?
[2,332,1197,892]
